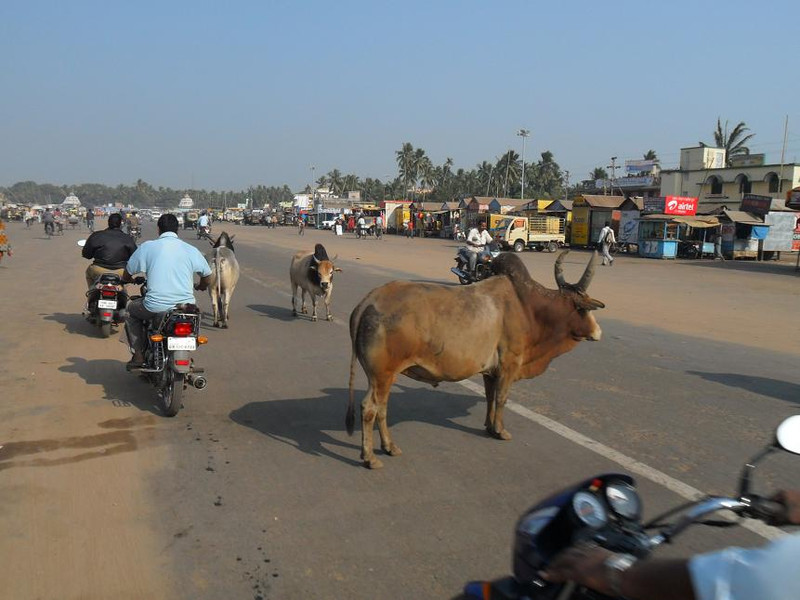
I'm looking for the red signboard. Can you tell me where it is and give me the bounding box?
[663,196,698,216]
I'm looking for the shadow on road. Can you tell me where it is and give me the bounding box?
[229,384,483,467]
[44,312,106,337]
[688,371,800,404]
[679,259,800,276]
[247,303,295,322]
[59,356,161,415]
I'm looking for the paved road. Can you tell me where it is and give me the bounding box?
[1,220,799,599]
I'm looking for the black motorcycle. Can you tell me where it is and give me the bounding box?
[451,241,501,285]
[85,273,129,338]
[124,279,208,416]
[462,414,800,599]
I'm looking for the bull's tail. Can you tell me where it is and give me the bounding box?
[346,299,365,436]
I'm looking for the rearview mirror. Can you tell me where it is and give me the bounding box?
[77,239,87,247]
[776,415,800,455]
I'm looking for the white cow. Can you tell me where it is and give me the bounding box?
[206,232,240,328]
[290,243,341,321]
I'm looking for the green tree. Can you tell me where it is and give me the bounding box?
[711,118,755,165]
[395,142,415,200]
[644,149,658,160]
[591,167,608,180]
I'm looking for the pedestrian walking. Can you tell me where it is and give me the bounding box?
[598,221,615,266]
[0,217,13,263]
[406,218,414,239]
[85,209,95,232]
[298,218,305,236]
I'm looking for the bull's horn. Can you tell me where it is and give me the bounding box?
[554,250,569,289]
[576,251,598,292]
[312,254,320,264]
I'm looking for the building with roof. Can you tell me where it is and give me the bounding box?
[660,146,800,211]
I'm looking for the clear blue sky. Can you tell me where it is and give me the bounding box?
[2,0,799,192]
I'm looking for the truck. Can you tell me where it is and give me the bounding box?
[493,215,566,253]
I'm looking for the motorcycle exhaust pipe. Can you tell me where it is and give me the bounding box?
[187,373,207,390]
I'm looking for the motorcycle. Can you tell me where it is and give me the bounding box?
[129,225,142,240]
[84,272,129,338]
[451,241,502,285]
[463,414,800,599]
[197,225,212,241]
[124,278,208,417]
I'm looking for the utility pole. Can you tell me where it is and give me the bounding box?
[564,170,570,203]
[607,156,619,196]
[517,129,530,201]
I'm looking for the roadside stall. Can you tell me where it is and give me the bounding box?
[718,209,769,260]
[435,201,462,238]
[570,195,625,247]
[637,196,700,259]
[464,197,490,229]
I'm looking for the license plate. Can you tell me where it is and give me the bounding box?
[168,337,196,351]
[98,299,117,309]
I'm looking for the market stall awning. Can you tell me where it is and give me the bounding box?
[722,210,767,226]
[672,216,720,228]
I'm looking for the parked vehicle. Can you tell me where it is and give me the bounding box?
[462,415,800,600]
[85,272,129,338]
[124,279,208,416]
[450,241,501,285]
[494,215,566,253]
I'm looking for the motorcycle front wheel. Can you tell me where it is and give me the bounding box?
[159,370,184,417]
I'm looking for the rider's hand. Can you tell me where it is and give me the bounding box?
[133,276,146,285]
[194,282,207,291]
[540,543,616,596]
[770,490,800,526]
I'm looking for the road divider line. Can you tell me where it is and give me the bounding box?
[457,379,783,541]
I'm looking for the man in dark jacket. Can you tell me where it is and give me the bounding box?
[81,213,137,288]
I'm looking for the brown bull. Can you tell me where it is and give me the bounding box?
[346,251,604,469]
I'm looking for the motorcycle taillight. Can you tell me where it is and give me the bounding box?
[172,321,194,337]
[100,289,117,297]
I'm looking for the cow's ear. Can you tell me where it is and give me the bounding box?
[208,241,214,247]
[334,267,342,273]
[229,235,235,241]
[576,296,605,311]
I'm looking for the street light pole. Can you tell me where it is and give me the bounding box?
[517,129,530,201]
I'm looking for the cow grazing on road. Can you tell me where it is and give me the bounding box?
[346,251,604,468]
[290,243,342,322]
[206,231,240,328]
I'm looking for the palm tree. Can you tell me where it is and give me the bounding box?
[395,142,415,200]
[497,150,521,197]
[327,169,344,197]
[476,161,493,196]
[643,149,658,161]
[533,151,563,198]
[710,118,755,165]
[591,167,608,180]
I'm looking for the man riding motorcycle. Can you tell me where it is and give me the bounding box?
[126,211,141,237]
[122,213,211,370]
[197,211,210,237]
[458,221,494,280]
[81,213,137,289]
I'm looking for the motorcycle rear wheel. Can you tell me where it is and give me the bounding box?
[159,370,184,417]
[99,322,112,338]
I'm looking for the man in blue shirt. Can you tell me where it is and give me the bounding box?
[122,214,211,369]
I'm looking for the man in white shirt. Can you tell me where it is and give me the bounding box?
[598,221,616,266]
[462,221,494,278]
[356,214,366,238]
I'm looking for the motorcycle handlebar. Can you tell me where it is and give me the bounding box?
[648,494,784,548]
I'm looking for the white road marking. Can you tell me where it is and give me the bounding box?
[244,268,783,541]
[457,379,784,541]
